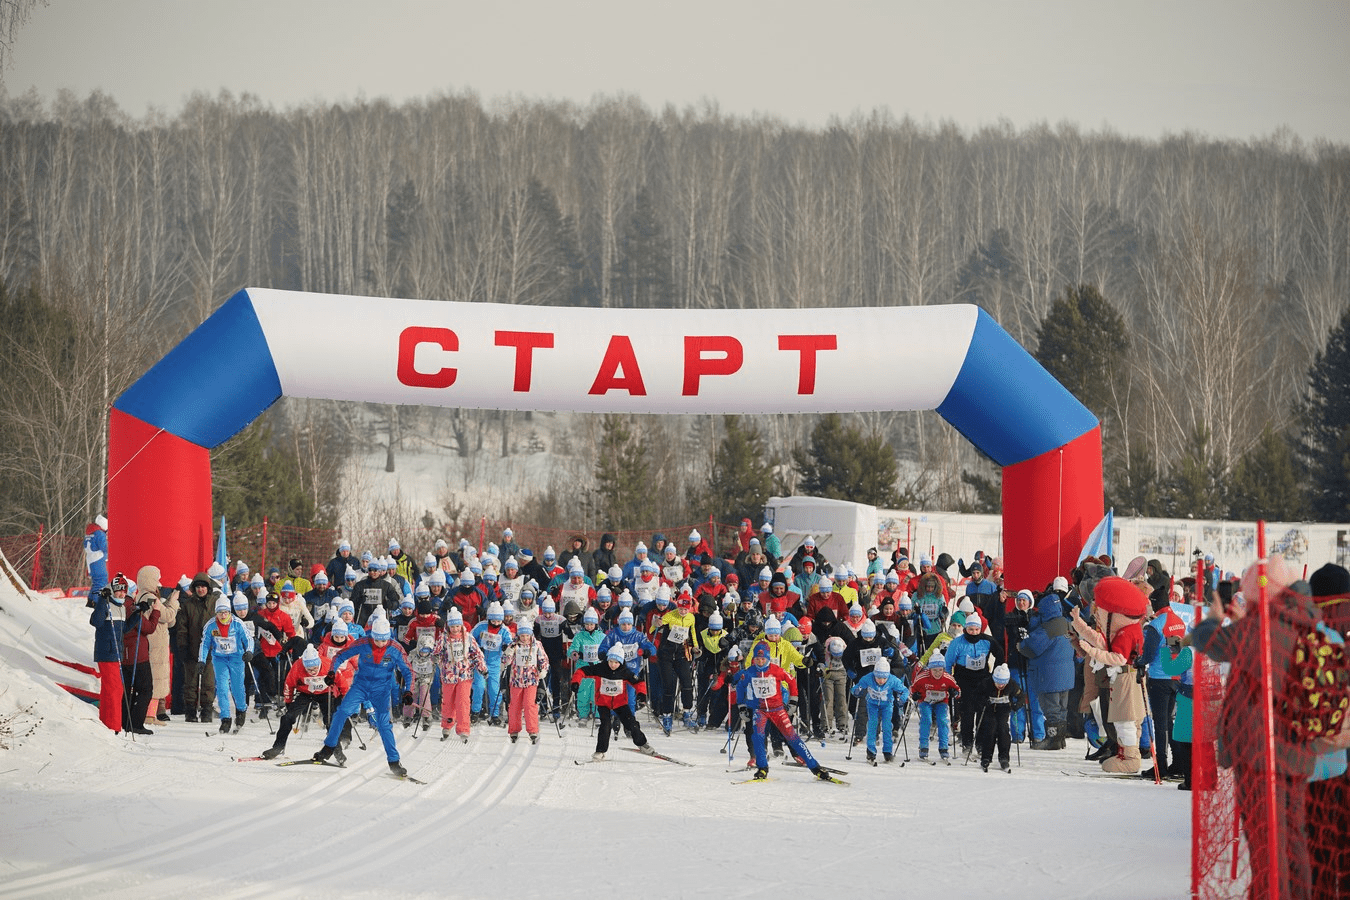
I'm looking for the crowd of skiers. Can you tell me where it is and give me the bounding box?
[86,523,1350,796]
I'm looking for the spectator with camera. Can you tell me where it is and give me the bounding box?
[90,572,131,732]
[119,572,163,735]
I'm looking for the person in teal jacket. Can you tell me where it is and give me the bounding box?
[1159,636,1194,790]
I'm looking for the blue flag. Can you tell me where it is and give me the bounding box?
[216,516,228,573]
[1077,509,1114,565]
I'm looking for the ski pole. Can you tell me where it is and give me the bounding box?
[844,700,857,761]
[1140,679,1162,785]
[963,706,985,766]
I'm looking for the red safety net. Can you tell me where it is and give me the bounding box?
[1191,586,1350,900]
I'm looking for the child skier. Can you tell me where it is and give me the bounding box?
[261,643,352,760]
[567,607,605,720]
[850,658,911,764]
[911,653,959,763]
[435,608,487,742]
[579,645,657,760]
[976,663,1023,772]
[505,625,549,744]
[200,595,253,733]
[734,640,832,781]
[471,602,514,725]
[821,635,850,737]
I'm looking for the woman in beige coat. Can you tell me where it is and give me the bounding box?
[136,565,180,726]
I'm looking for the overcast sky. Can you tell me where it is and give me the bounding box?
[6,0,1349,143]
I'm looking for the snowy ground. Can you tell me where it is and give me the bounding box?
[0,559,1190,900]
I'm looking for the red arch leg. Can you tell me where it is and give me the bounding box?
[107,408,213,581]
[1001,426,1103,590]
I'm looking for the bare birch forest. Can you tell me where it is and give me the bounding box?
[1,88,1346,534]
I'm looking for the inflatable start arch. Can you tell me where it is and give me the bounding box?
[109,289,1101,589]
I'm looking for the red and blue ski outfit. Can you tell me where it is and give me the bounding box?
[734,641,824,777]
[319,636,414,764]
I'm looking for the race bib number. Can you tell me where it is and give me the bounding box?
[304,676,327,693]
[261,628,278,645]
[213,635,236,655]
[751,676,777,699]
[538,618,562,638]
[622,642,638,661]
[482,632,502,652]
[859,647,881,667]
[362,588,382,606]
[582,644,599,663]
[599,678,624,697]
[450,641,465,661]
[964,653,987,671]
[397,625,409,642]
[667,625,689,645]
[418,632,435,650]
[868,686,889,702]
[242,621,257,642]
[515,646,533,667]
[924,690,947,703]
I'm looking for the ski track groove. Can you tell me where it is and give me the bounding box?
[230,730,555,899]
[0,725,394,899]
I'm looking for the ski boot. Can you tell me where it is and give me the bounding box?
[442,728,451,740]
[867,750,877,764]
[592,751,605,761]
[261,746,283,760]
[813,768,833,782]
[772,746,784,758]
[185,708,199,723]
[753,767,769,781]
[312,743,336,762]
[233,711,246,732]
[661,715,673,736]
[980,760,990,772]
[510,734,518,743]
[918,749,929,762]
[333,744,347,766]
[489,716,502,728]
[939,749,951,765]
[219,717,232,734]
[460,734,469,744]
[884,752,894,763]
[682,711,697,731]
[388,760,407,778]
[637,744,657,756]
[529,734,539,745]
[999,758,1011,773]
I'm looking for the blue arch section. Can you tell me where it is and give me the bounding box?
[936,307,1099,467]
[112,290,282,448]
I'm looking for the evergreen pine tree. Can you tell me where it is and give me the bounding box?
[702,416,774,524]
[1228,426,1307,521]
[1300,306,1350,520]
[593,414,652,529]
[792,414,901,507]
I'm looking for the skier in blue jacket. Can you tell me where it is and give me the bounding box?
[598,609,658,716]
[199,595,253,734]
[471,601,513,724]
[313,617,415,777]
[850,658,911,764]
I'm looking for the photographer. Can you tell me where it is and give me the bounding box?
[120,573,163,735]
[90,573,130,733]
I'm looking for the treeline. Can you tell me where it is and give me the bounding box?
[1,88,1347,533]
